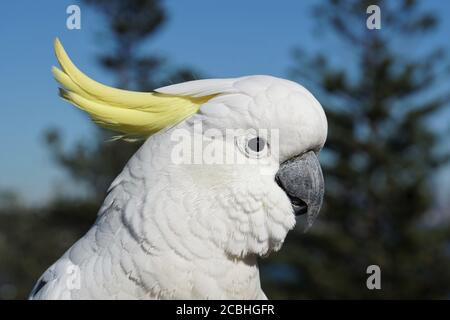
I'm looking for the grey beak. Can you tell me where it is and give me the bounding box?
[275,151,324,229]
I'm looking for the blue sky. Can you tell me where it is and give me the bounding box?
[1,1,449,204]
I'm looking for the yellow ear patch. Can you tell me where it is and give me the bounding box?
[52,38,213,139]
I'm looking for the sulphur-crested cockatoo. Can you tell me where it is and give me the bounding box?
[30,39,327,300]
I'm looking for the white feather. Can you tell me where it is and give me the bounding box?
[30,75,327,300]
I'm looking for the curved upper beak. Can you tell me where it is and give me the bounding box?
[275,151,324,229]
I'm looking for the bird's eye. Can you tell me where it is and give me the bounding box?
[235,133,270,159]
[247,137,266,153]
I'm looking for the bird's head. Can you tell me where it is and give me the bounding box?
[53,39,327,258]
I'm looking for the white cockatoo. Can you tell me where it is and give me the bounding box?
[29,39,327,299]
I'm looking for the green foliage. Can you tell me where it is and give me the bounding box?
[0,197,98,299]
[260,0,450,298]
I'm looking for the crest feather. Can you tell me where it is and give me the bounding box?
[53,38,214,138]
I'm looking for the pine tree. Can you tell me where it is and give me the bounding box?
[261,0,450,298]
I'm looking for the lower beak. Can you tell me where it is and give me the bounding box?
[275,151,325,229]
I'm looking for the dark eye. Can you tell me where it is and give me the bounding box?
[247,137,266,153]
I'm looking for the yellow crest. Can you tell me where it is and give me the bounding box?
[52,38,214,139]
